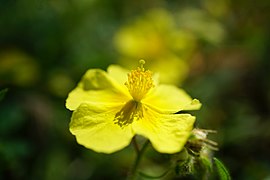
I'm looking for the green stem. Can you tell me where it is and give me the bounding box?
[132,137,140,155]
[129,138,149,180]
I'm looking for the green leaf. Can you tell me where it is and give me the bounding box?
[139,168,171,179]
[214,157,231,180]
[0,88,8,101]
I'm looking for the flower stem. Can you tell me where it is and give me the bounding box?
[129,137,149,180]
[132,137,140,155]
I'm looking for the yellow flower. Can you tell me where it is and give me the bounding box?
[66,60,201,154]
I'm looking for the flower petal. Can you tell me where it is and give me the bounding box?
[66,69,131,111]
[132,106,195,153]
[142,84,201,113]
[70,103,135,153]
[107,65,129,86]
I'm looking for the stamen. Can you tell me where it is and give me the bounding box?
[114,100,143,127]
[125,60,154,101]
[139,59,145,70]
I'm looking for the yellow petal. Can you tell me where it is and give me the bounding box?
[132,106,195,153]
[183,99,202,111]
[142,84,201,113]
[70,103,135,154]
[66,69,130,111]
[107,65,129,86]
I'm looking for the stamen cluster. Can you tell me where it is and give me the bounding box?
[125,66,154,102]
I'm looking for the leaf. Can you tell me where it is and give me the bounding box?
[139,168,171,179]
[214,157,231,180]
[0,88,8,101]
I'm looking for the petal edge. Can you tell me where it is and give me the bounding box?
[133,107,195,154]
[70,103,134,153]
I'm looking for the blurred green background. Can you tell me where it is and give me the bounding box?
[0,0,270,179]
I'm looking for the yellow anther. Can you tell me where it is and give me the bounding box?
[125,60,154,101]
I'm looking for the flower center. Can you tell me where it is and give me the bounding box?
[114,100,143,127]
[125,60,154,101]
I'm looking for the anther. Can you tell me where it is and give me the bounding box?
[125,60,154,101]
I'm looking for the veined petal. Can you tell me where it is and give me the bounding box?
[142,84,201,113]
[132,106,195,154]
[70,103,135,154]
[66,69,131,111]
